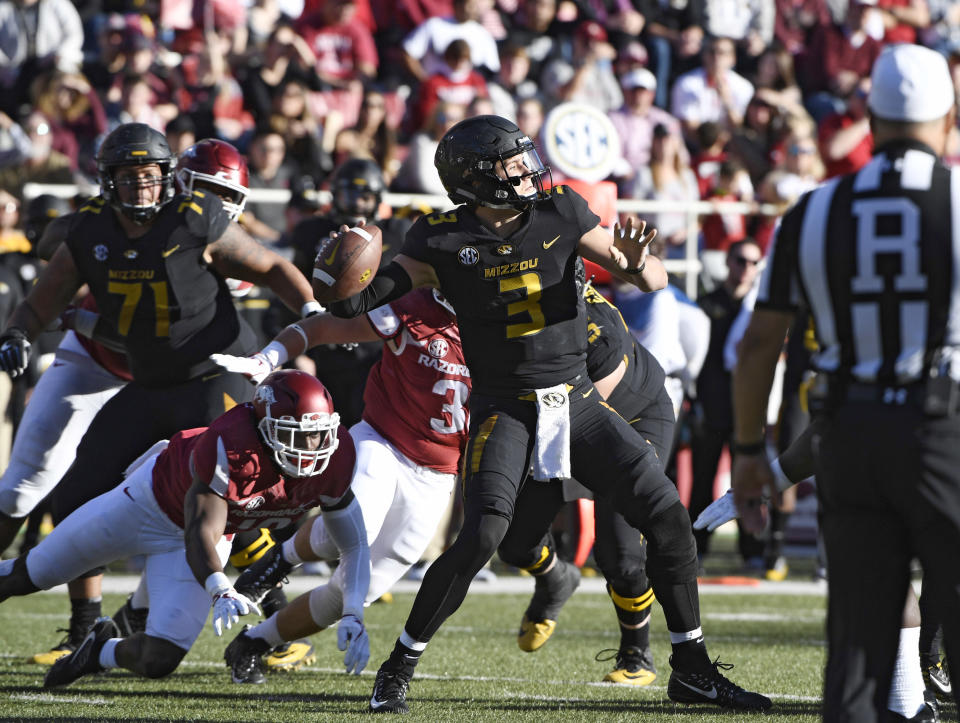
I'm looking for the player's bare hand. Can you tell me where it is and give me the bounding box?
[731,453,774,534]
[610,217,657,273]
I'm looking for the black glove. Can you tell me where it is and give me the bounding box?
[0,327,30,378]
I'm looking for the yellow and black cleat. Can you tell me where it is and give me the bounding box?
[764,557,789,582]
[29,644,74,666]
[598,646,657,686]
[517,615,557,652]
[265,639,316,672]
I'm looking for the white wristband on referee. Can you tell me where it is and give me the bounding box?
[769,458,794,494]
[260,340,289,368]
[204,571,232,597]
[301,301,324,317]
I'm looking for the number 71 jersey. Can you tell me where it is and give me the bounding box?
[362,287,469,474]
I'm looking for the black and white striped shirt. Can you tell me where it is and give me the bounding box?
[757,140,960,385]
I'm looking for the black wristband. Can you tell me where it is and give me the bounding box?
[732,441,766,456]
[622,261,646,275]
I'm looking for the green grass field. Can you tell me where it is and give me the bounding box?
[0,584,834,722]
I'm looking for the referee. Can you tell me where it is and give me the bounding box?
[731,44,960,721]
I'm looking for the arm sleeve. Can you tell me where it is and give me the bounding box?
[326,262,413,318]
[321,495,370,618]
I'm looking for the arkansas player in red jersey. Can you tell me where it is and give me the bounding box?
[0,371,370,689]
[210,286,467,683]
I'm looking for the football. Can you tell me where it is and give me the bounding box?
[311,224,383,303]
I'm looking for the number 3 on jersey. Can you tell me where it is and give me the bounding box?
[431,379,468,434]
[500,272,545,338]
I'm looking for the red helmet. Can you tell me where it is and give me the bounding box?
[252,370,341,477]
[176,139,249,220]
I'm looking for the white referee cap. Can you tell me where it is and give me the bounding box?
[868,44,955,123]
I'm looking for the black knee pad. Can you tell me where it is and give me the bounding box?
[641,501,698,585]
[452,510,510,574]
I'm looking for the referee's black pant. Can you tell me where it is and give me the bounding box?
[815,399,960,721]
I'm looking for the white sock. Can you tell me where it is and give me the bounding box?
[99,638,120,669]
[247,614,285,648]
[399,630,428,652]
[282,538,303,566]
[130,574,149,609]
[888,626,925,718]
[669,627,704,644]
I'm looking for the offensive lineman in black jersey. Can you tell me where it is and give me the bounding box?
[498,264,674,686]
[0,123,319,666]
[325,115,770,713]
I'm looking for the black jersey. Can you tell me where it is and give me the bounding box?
[583,284,666,418]
[65,191,256,386]
[401,186,600,395]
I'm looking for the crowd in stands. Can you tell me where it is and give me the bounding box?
[0,0,959,574]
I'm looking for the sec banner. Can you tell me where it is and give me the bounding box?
[541,103,622,184]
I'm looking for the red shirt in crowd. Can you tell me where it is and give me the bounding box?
[818,112,874,178]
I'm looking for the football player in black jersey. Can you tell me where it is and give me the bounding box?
[0,123,319,666]
[498,261,674,687]
[325,115,771,713]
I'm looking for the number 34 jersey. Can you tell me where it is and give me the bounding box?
[362,287,468,474]
[399,186,601,396]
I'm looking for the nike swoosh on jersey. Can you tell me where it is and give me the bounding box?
[543,235,560,249]
[123,487,135,502]
[323,238,342,266]
[162,245,180,258]
[677,679,718,699]
[582,388,594,399]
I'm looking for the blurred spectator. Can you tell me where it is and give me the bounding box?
[410,39,489,132]
[334,87,400,183]
[729,95,782,185]
[109,74,167,131]
[613,40,649,78]
[369,0,455,84]
[623,123,699,252]
[774,0,831,56]
[268,78,336,180]
[541,21,623,113]
[877,0,930,44]
[486,43,539,121]
[921,0,960,54]
[392,100,467,195]
[0,0,84,116]
[671,36,754,145]
[610,68,685,182]
[33,70,107,177]
[700,0,774,68]
[0,190,29,254]
[690,238,764,564]
[515,96,545,142]
[800,0,883,121]
[643,0,705,108]
[165,114,197,154]
[758,130,822,207]
[701,159,751,252]
[750,45,805,117]
[296,0,378,89]
[101,31,179,125]
[692,120,730,195]
[235,23,321,127]
[817,78,873,179]
[500,0,567,83]
[0,111,74,198]
[401,0,500,83]
[242,130,293,243]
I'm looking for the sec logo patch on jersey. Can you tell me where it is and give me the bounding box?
[428,338,449,359]
[458,246,479,265]
[94,244,108,261]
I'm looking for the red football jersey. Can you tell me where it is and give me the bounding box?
[152,404,356,533]
[363,288,469,474]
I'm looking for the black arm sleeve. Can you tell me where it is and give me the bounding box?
[326,262,414,319]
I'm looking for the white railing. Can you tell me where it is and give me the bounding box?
[22,183,784,299]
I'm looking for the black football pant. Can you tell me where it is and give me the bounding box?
[51,371,255,560]
[405,377,699,643]
[498,383,675,601]
[816,401,960,721]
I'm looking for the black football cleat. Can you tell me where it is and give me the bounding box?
[667,656,772,711]
[369,663,412,714]
[112,594,148,637]
[43,617,119,688]
[923,659,951,702]
[224,625,272,684]
[234,545,296,604]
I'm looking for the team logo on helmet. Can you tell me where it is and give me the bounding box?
[255,384,277,405]
[458,246,479,265]
[495,245,513,256]
[542,392,567,409]
[94,244,108,261]
[243,496,265,510]
[428,338,449,359]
